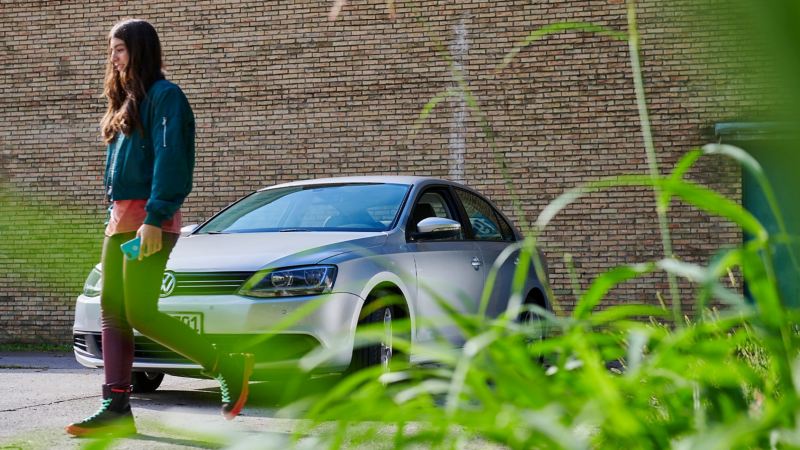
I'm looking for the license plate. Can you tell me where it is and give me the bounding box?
[169,312,204,334]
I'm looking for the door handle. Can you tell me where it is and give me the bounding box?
[471,256,481,270]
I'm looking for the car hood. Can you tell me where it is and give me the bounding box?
[166,231,388,272]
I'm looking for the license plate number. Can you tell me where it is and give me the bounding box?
[170,312,203,334]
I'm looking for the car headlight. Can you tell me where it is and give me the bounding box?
[83,266,102,297]
[238,265,337,298]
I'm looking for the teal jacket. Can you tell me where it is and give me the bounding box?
[104,79,195,227]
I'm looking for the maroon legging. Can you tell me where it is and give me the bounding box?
[100,231,217,389]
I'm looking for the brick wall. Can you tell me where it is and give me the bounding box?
[0,0,763,343]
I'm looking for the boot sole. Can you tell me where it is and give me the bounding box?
[65,422,136,437]
[223,353,254,420]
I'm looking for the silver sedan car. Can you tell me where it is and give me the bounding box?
[73,176,550,391]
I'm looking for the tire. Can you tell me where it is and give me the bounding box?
[131,371,164,393]
[517,291,551,368]
[518,290,547,342]
[350,296,409,373]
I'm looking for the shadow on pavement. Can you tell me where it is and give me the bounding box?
[129,432,222,449]
[131,374,343,414]
[132,388,218,411]
[246,374,343,408]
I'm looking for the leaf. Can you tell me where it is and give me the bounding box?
[394,379,451,404]
[626,329,650,373]
[498,22,627,71]
[413,87,459,131]
[702,144,763,175]
[663,179,767,243]
[536,184,591,229]
[589,305,669,325]
[445,330,500,415]
[657,258,710,284]
[573,263,655,319]
[536,175,767,244]
[518,406,590,450]
[660,149,703,209]
[329,0,396,21]
[479,241,523,317]
[704,143,800,274]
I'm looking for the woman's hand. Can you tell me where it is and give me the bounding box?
[137,224,163,260]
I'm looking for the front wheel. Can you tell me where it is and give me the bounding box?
[350,302,408,373]
[131,371,164,393]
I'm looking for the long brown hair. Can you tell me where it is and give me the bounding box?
[100,19,164,144]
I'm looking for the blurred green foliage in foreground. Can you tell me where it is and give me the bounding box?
[0,0,798,448]
[261,1,800,448]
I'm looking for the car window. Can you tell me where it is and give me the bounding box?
[455,189,515,241]
[409,190,463,240]
[198,183,410,233]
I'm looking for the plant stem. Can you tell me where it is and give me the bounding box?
[626,0,682,326]
[407,7,559,308]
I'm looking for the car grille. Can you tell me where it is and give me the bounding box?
[73,334,89,353]
[74,332,319,364]
[79,333,195,361]
[168,271,254,296]
[132,336,187,361]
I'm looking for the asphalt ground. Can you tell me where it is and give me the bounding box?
[0,351,339,450]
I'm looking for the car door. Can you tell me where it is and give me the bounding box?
[406,187,484,346]
[454,188,519,318]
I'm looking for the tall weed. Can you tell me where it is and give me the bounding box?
[259,1,800,449]
[62,1,799,449]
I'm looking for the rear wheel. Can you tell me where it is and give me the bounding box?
[131,371,164,393]
[517,290,551,368]
[517,289,547,342]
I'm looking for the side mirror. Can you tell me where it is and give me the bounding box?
[413,217,461,240]
[180,224,199,235]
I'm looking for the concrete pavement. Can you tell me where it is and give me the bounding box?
[0,352,325,450]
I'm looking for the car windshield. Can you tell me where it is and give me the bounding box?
[197,183,411,233]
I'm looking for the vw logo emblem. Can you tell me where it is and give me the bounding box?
[161,272,176,297]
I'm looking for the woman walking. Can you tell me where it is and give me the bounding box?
[66,19,253,437]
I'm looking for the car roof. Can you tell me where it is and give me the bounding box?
[257,176,466,191]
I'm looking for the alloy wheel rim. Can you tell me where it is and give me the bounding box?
[380,307,393,370]
[523,310,544,342]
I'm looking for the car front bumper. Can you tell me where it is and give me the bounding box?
[73,291,364,375]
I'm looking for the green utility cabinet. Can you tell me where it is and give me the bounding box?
[715,123,800,307]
